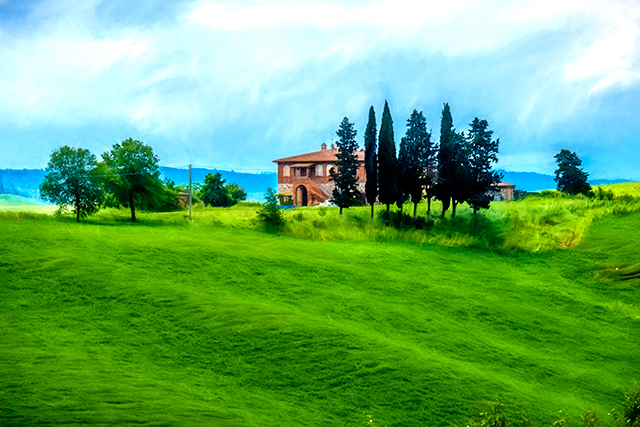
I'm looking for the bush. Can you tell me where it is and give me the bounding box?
[257,188,285,229]
[469,401,509,427]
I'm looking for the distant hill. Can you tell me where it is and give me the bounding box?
[0,169,45,199]
[2,167,633,202]
[0,167,277,203]
[495,170,635,192]
[0,194,39,207]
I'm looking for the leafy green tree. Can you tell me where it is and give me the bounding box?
[330,117,360,215]
[226,182,247,204]
[364,105,378,218]
[39,146,104,222]
[467,117,502,214]
[257,187,284,229]
[378,100,399,213]
[199,172,246,207]
[102,138,163,222]
[554,149,591,195]
[399,109,434,218]
[200,172,231,207]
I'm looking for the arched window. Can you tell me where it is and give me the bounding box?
[283,165,290,177]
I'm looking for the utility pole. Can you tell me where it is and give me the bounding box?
[189,164,192,219]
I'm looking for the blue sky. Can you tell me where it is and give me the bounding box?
[1,0,638,179]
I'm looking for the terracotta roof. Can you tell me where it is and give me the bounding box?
[497,181,515,187]
[273,147,364,163]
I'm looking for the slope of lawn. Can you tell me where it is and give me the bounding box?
[0,202,639,426]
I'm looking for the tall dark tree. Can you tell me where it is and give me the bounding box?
[467,118,502,214]
[39,146,103,222]
[554,149,591,195]
[435,103,455,218]
[378,100,399,213]
[364,105,378,218]
[330,117,360,215]
[102,138,163,222]
[399,110,434,218]
[449,130,472,222]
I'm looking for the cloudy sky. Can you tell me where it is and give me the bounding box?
[1,0,638,179]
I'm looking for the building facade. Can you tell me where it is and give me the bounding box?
[494,182,515,201]
[273,143,366,206]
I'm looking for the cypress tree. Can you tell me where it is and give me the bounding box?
[467,118,502,214]
[364,106,378,219]
[399,109,434,218]
[330,117,360,215]
[449,130,471,222]
[435,103,454,218]
[378,100,399,213]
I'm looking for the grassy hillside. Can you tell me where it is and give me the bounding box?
[1,194,639,426]
[0,194,55,213]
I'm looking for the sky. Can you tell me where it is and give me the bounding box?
[0,0,639,179]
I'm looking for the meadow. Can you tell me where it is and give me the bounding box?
[1,185,639,426]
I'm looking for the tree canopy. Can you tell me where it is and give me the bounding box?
[378,100,399,212]
[101,138,163,222]
[364,105,378,218]
[467,118,502,214]
[399,109,434,218]
[330,117,360,215]
[199,172,246,207]
[554,149,591,195]
[39,146,103,222]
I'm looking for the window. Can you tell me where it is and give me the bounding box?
[300,168,307,177]
[283,165,290,177]
[316,164,323,176]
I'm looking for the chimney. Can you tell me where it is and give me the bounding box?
[331,143,335,149]
[321,143,327,151]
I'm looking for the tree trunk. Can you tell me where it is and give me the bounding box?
[427,197,431,221]
[452,200,457,224]
[75,192,80,223]
[370,203,374,219]
[129,190,136,222]
[413,202,418,218]
[339,206,343,215]
[386,204,390,214]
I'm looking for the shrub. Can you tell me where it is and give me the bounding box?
[469,401,509,427]
[257,188,285,229]
[581,408,601,427]
[612,384,640,427]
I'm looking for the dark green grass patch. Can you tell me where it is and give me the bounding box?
[0,212,639,426]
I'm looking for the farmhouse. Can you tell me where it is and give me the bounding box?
[273,143,366,206]
[273,144,515,206]
[494,181,515,201]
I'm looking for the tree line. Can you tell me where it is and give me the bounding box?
[330,101,502,222]
[39,139,246,222]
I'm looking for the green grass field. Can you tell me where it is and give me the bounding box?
[1,189,639,426]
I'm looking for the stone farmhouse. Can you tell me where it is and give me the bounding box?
[273,143,366,206]
[273,143,515,206]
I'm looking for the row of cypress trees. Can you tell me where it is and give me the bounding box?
[331,101,502,221]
